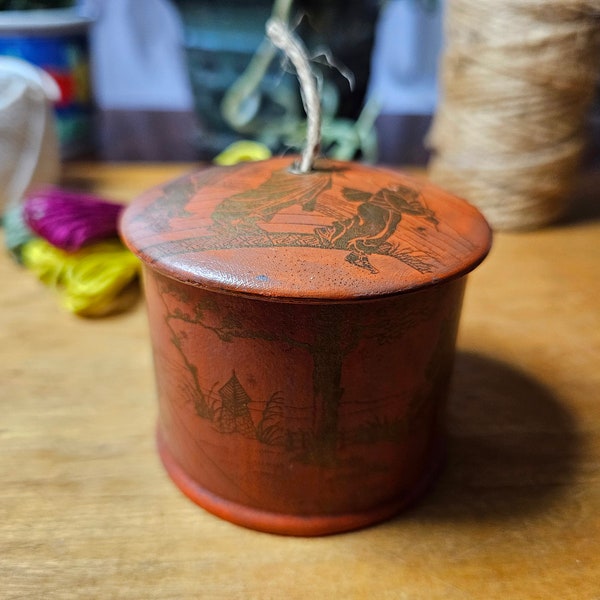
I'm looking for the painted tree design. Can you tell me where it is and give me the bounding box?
[157,275,444,464]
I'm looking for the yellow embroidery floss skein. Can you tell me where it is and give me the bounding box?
[21,238,140,317]
[213,140,272,166]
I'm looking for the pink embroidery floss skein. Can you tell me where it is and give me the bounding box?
[23,187,124,251]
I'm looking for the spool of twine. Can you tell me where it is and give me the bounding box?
[428,0,600,230]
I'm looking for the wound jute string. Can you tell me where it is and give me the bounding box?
[266,17,321,173]
[428,0,600,230]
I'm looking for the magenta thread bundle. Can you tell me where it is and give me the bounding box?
[24,188,125,252]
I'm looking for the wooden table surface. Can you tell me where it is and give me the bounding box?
[2,163,599,599]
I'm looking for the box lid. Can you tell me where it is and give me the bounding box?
[120,156,491,302]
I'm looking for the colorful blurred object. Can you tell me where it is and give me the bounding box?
[0,7,93,157]
[21,237,141,317]
[23,186,124,252]
[213,140,272,166]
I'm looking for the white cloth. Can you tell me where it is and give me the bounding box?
[89,0,193,110]
[0,57,60,215]
[368,0,443,115]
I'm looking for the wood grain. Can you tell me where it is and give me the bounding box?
[1,163,599,599]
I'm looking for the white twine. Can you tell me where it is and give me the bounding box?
[266,17,321,173]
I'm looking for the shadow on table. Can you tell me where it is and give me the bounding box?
[403,350,582,523]
[560,166,600,225]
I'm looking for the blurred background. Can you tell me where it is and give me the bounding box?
[0,0,598,165]
[0,0,446,163]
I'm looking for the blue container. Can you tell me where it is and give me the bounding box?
[0,9,93,157]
